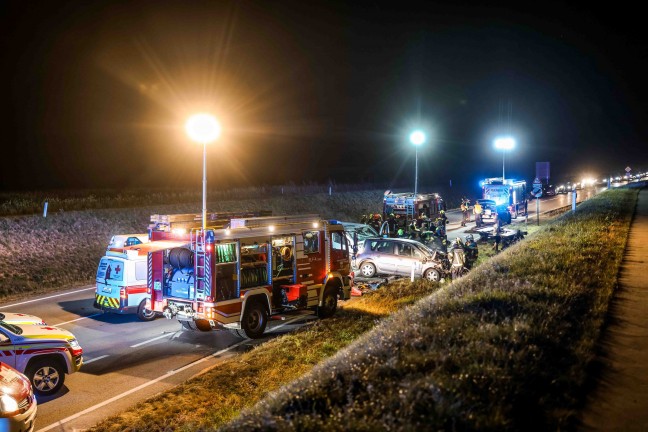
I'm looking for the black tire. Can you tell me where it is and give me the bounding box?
[241,300,268,339]
[359,262,377,277]
[317,286,338,318]
[424,268,441,282]
[228,328,248,338]
[26,357,66,396]
[181,320,197,331]
[137,300,157,322]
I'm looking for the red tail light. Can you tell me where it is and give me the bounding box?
[69,347,83,357]
[147,287,151,294]
[120,287,127,299]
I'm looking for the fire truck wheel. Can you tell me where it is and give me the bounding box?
[424,268,441,282]
[359,262,377,278]
[137,300,157,322]
[317,286,338,318]
[242,300,268,339]
[26,357,66,396]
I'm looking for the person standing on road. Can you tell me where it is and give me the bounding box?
[460,199,469,226]
[474,201,483,227]
[387,213,397,237]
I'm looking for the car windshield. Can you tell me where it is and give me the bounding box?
[0,321,22,335]
[416,243,436,256]
[356,226,378,239]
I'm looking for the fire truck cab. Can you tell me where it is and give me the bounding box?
[144,213,352,339]
[481,178,528,221]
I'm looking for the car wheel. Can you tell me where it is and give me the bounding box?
[27,358,66,396]
[317,286,338,318]
[242,300,268,339]
[360,262,377,277]
[137,299,157,322]
[424,268,441,282]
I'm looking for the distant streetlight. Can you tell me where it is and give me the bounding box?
[493,136,515,181]
[409,130,426,198]
[185,113,221,231]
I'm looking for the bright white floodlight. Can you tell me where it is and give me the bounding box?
[409,130,426,146]
[493,136,516,181]
[186,113,221,231]
[185,113,221,144]
[494,136,515,150]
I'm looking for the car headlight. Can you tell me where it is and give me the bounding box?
[0,394,19,416]
[69,338,80,349]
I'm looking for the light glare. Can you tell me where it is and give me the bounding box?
[185,113,221,144]
[494,136,515,150]
[409,130,426,146]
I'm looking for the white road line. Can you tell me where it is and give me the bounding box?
[130,333,173,348]
[54,313,103,326]
[83,355,109,364]
[0,286,96,309]
[36,316,305,432]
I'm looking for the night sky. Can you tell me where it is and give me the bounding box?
[2,1,647,192]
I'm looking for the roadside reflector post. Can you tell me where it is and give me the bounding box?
[43,200,48,218]
[329,185,332,196]
[572,187,577,212]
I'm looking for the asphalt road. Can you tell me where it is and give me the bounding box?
[0,186,605,431]
[444,186,603,240]
[0,288,316,431]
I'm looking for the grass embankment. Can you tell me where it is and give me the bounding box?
[0,184,378,217]
[218,188,637,431]
[89,280,441,432]
[0,190,383,301]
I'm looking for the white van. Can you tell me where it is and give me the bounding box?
[94,248,156,321]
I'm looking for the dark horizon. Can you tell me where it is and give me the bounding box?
[2,1,647,192]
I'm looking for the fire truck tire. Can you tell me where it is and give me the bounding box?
[26,357,66,396]
[229,329,247,339]
[241,300,268,339]
[359,262,377,278]
[137,300,157,322]
[317,286,338,318]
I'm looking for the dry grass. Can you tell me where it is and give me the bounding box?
[88,280,441,432]
[220,188,636,431]
[0,190,384,301]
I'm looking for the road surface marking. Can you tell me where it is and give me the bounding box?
[0,286,95,309]
[83,355,109,364]
[54,313,103,326]
[130,333,174,348]
[37,316,305,432]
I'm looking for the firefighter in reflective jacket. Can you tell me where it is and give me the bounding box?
[464,234,478,269]
[474,202,483,227]
[449,238,466,280]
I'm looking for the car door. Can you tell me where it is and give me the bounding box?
[395,243,422,275]
[372,240,398,274]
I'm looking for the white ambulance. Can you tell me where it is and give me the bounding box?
[94,248,157,321]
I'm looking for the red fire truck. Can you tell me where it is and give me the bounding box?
[138,213,352,339]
